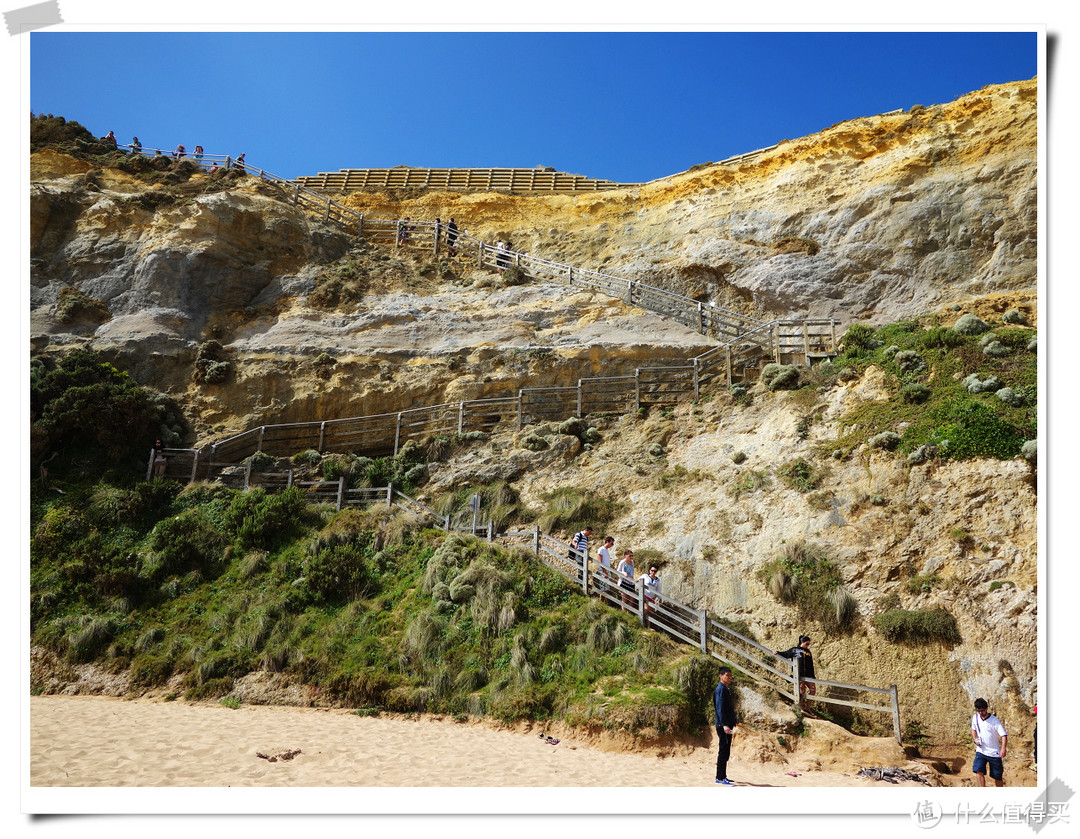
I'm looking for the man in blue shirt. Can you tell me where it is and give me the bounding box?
[713,667,737,785]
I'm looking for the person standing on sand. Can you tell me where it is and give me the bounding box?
[713,667,737,785]
[971,697,1008,787]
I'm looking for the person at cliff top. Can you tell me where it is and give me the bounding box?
[971,697,1008,787]
[174,143,185,159]
[130,137,142,154]
[775,635,817,717]
[234,153,246,172]
[104,130,117,147]
[193,145,204,160]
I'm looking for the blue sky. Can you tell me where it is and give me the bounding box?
[29,30,1037,183]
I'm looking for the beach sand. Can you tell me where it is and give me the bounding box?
[30,694,931,789]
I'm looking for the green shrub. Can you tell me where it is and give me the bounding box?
[246,451,275,472]
[1002,309,1027,325]
[778,458,825,492]
[305,543,377,603]
[841,323,877,353]
[873,607,961,645]
[869,431,901,450]
[146,508,227,578]
[761,364,799,391]
[899,383,931,404]
[757,542,856,632]
[953,313,990,335]
[731,451,747,464]
[30,113,95,149]
[293,449,322,466]
[55,286,111,324]
[31,349,174,478]
[727,469,769,499]
[224,486,311,552]
[193,341,232,384]
[1021,440,1037,462]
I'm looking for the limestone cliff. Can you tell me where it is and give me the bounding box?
[28,78,1039,759]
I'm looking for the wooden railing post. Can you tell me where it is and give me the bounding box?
[324,198,331,221]
[318,421,326,452]
[358,213,364,238]
[636,578,646,626]
[634,370,641,412]
[386,485,393,508]
[394,413,402,455]
[533,525,540,556]
[477,239,483,268]
[725,347,733,386]
[577,380,583,418]
[287,469,294,488]
[258,426,265,452]
[890,685,902,745]
[700,608,708,653]
[791,659,801,708]
[693,358,700,402]
[458,401,465,434]
[244,456,253,490]
[190,449,200,483]
[517,391,524,431]
[336,476,345,511]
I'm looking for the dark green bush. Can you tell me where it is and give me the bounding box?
[224,486,311,552]
[305,544,377,603]
[30,113,95,149]
[31,349,175,478]
[146,508,227,577]
[873,607,961,645]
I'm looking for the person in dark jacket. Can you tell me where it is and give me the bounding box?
[776,634,817,717]
[713,667,737,785]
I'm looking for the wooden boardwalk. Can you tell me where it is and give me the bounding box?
[293,166,641,195]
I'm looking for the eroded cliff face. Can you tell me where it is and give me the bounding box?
[340,78,1037,325]
[28,79,1039,751]
[418,369,1037,749]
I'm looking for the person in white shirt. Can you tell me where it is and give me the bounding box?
[971,697,1008,786]
[638,565,662,629]
[596,536,615,591]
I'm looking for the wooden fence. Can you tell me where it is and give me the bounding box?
[292,166,641,195]
[484,522,899,740]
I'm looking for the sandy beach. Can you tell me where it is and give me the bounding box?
[30,694,931,789]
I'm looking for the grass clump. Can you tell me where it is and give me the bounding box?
[757,542,858,633]
[873,607,961,645]
[777,458,826,492]
[537,486,623,536]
